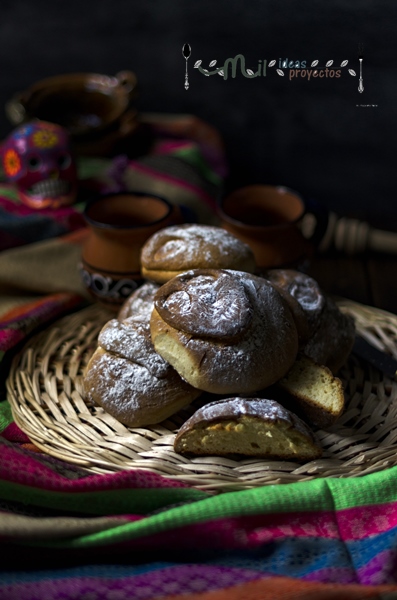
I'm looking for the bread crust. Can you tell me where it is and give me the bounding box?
[141,224,256,283]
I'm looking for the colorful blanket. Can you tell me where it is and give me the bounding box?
[1,115,397,599]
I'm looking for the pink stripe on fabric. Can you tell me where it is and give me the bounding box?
[0,442,194,490]
[337,503,397,541]
[120,517,243,550]
[129,162,217,210]
[240,503,397,545]
[0,194,35,216]
[167,505,397,550]
[152,140,193,154]
[0,193,83,221]
[240,511,340,545]
[0,294,83,352]
[0,329,25,351]
[1,423,30,443]
[0,295,64,327]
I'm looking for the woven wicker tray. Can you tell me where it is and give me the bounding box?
[6,300,397,492]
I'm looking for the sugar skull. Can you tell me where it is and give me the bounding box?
[1,121,78,209]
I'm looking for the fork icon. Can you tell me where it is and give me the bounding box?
[358,43,364,93]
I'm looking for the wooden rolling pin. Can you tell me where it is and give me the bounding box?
[300,209,397,256]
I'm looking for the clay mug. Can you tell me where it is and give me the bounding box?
[218,185,314,269]
[81,191,182,309]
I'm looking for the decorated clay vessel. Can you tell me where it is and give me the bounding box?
[80,191,183,309]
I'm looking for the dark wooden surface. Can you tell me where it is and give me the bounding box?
[307,253,397,314]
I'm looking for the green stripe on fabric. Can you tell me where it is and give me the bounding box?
[72,200,87,214]
[46,478,335,548]
[8,464,397,549]
[0,400,13,433]
[327,468,397,510]
[76,157,112,181]
[0,480,207,515]
[171,146,222,186]
[0,185,19,201]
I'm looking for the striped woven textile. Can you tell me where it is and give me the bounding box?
[1,424,397,598]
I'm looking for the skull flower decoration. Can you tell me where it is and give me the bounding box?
[1,121,78,209]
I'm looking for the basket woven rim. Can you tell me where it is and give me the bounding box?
[6,299,397,492]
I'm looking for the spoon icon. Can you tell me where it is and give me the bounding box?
[182,43,191,90]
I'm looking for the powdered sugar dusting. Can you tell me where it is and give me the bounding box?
[156,270,253,339]
[164,290,192,314]
[118,282,159,322]
[98,319,170,378]
[154,239,188,261]
[141,224,254,270]
[87,351,158,411]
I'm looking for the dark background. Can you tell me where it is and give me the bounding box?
[0,0,396,226]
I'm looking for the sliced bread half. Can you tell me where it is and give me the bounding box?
[276,354,345,428]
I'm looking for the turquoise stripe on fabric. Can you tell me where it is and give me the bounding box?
[347,526,397,569]
[203,537,356,580]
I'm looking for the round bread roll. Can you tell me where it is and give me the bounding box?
[118,281,160,322]
[264,269,325,337]
[83,318,201,427]
[140,224,256,283]
[265,269,355,372]
[150,269,299,394]
[303,297,355,373]
[174,397,322,460]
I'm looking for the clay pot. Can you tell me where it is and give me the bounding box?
[218,185,313,269]
[5,71,139,156]
[81,191,182,309]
